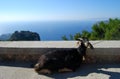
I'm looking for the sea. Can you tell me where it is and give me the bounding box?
[0,21,97,41]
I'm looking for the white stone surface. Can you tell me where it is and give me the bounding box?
[0,64,120,79]
[91,41,120,48]
[0,41,77,48]
[0,41,120,48]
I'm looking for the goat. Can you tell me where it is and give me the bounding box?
[34,37,94,74]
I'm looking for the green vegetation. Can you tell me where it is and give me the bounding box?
[9,31,40,41]
[62,18,120,40]
[62,35,68,40]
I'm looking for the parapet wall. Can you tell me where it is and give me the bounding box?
[0,41,120,64]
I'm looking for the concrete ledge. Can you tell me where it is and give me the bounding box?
[0,41,120,63]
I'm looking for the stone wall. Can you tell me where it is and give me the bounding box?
[0,41,120,64]
[0,48,55,62]
[86,48,120,63]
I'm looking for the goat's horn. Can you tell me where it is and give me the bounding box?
[76,38,83,41]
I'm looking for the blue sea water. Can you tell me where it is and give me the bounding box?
[0,21,96,40]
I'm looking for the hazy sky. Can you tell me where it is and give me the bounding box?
[0,0,120,22]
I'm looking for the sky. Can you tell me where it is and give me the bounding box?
[0,0,120,22]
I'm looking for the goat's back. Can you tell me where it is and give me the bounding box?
[37,49,83,71]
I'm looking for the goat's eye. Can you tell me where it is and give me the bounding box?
[76,42,80,46]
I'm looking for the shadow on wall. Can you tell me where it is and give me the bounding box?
[45,64,120,79]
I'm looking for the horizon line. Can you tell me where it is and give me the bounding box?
[0,17,117,23]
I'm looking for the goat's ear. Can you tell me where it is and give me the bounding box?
[87,42,94,49]
[76,41,81,46]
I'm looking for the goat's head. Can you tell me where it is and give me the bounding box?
[76,37,94,49]
[76,37,94,57]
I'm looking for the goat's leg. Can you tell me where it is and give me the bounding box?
[38,69,52,74]
[58,68,73,73]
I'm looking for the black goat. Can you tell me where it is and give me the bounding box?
[34,37,94,74]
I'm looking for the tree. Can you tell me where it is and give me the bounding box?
[62,35,68,40]
[74,33,81,40]
[62,18,120,40]
[81,30,91,38]
[90,18,120,40]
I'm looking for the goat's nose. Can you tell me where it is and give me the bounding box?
[83,56,86,61]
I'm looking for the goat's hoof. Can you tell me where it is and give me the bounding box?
[58,68,73,73]
[38,69,52,75]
